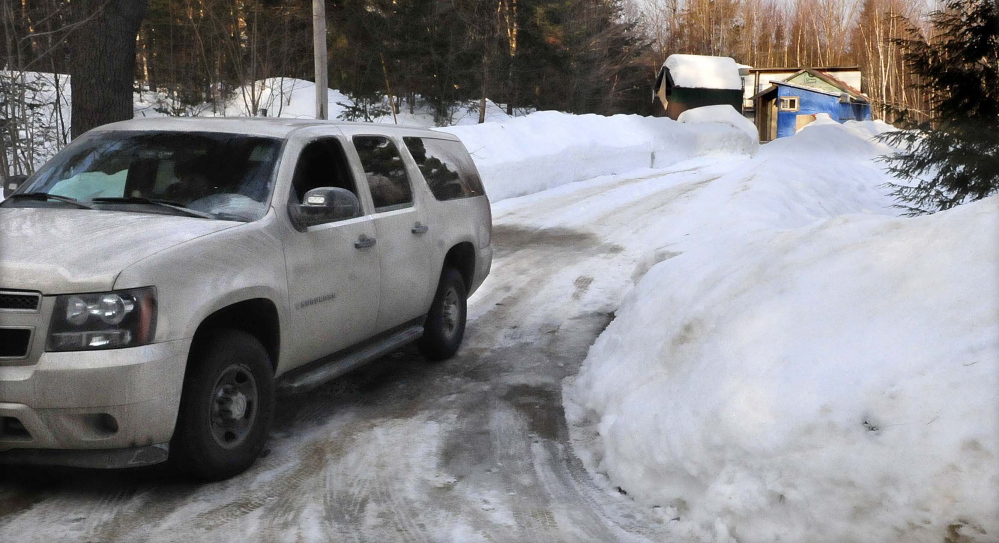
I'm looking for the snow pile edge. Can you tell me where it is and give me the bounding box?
[441,111,757,202]
[565,120,999,543]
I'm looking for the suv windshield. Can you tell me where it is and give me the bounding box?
[5,130,282,222]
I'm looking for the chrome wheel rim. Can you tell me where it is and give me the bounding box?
[209,363,258,450]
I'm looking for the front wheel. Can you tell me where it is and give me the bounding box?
[171,329,275,480]
[418,267,467,361]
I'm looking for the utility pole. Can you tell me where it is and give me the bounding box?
[313,0,328,120]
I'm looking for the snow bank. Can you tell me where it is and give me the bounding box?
[222,78,354,119]
[441,111,757,202]
[665,55,743,90]
[678,105,758,142]
[565,121,999,542]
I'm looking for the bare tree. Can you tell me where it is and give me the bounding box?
[0,0,76,176]
[852,0,928,121]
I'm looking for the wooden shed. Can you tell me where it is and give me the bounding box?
[653,54,744,120]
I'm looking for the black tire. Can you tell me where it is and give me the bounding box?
[171,329,275,481]
[418,267,467,361]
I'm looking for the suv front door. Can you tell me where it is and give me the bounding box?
[282,136,380,366]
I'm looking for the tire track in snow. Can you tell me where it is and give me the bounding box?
[443,165,725,541]
[191,435,336,536]
[81,486,139,542]
[495,164,709,225]
[83,482,201,543]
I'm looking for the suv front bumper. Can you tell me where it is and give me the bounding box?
[0,339,189,460]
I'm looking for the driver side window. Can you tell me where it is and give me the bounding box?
[291,138,359,205]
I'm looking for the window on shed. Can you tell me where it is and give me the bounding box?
[403,137,484,201]
[779,96,800,112]
[353,136,413,212]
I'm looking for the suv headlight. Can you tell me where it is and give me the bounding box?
[47,287,157,351]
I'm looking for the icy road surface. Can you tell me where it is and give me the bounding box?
[0,158,739,543]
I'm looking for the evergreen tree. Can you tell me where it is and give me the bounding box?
[880,0,999,215]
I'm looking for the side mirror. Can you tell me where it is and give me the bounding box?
[291,187,361,229]
[3,175,28,198]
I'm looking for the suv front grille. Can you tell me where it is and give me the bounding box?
[0,328,32,358]
[0,291,41,312]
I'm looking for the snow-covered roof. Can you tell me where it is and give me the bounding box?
[664,54,743,91]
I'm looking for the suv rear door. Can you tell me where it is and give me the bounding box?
[350,135,432,332]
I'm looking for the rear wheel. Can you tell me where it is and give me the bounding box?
[418,267,467,361]
[171,329,274,480]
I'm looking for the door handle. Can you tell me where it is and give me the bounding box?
[354,235,376,249]
[412,222,429,234]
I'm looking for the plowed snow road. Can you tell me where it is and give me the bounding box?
[0,158,741,543]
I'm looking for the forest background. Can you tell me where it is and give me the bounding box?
[2,0,936,177]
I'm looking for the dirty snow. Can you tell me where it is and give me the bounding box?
[664,55,743,91]
[564,121,999,543]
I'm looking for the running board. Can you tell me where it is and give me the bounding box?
[277,324,424,395]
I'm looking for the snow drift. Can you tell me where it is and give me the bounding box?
[678,105,758,143]
[441,111,757,202]
[565,121,999,543]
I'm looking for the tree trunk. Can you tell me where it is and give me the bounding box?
[70,0,148,138]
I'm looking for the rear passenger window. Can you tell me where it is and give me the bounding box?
[353,136,413,212]
[403,137,485,201]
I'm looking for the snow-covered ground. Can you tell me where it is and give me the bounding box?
[564,119,999,543]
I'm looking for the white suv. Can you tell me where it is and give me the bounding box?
[0,118,492,479]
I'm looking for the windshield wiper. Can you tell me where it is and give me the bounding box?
[4,192,94,209]
[90,197,215,219]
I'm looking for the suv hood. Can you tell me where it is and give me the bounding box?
[0,208,242,293]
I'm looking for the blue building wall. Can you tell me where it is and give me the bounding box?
[775,85,871,138]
